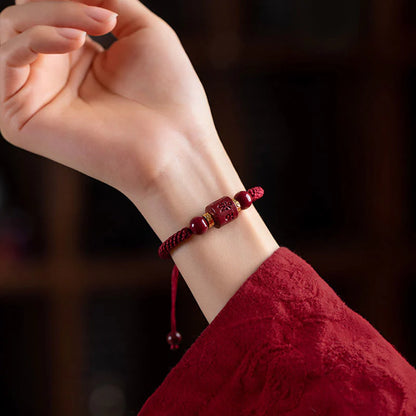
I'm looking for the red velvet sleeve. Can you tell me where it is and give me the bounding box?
[137,247,416,415]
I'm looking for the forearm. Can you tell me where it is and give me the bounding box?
[127,131,279,323]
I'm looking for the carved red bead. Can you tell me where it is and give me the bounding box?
[189,216,209,234]
[167,330,182,350]
[234,191,252,210]
[205,196,239,228]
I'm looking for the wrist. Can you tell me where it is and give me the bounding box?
[125,130,279,323]
[128,130,246,241]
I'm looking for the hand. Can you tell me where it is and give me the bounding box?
[0,0,279,323]
[0,0,216,199]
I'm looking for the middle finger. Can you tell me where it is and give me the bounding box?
[0,1,117,43]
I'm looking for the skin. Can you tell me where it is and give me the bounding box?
[0,0,278,324]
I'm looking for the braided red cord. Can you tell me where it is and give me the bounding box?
[169,264,179,350]
[158,186,264,259]
[161,186,264,350]
[158,227,193,259]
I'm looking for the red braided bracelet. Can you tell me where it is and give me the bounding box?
[158,186,264,350]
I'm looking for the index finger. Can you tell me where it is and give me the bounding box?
[16,0,162,38]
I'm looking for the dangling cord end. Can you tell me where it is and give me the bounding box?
[166,264,182,350]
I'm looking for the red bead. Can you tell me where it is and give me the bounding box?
[234,191,252,210]
[205,196,239,228]
[167,331,182,350]
[189,216,209,234]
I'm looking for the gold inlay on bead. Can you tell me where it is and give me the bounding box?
[232,198,241,212]
[203,212,215,228]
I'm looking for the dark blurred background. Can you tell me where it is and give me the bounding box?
[0,0,415,415]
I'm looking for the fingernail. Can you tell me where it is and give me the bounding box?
[86,6,118,22]
[56,28,86,40]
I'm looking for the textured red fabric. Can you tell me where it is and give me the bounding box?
[137,247,416,415]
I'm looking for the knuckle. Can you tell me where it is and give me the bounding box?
[60,1,79,17]
[157,19,179,39]
[26,24,40,35]
[0,6,15,40]
[26,24,46,38]
[0,5,13,22]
